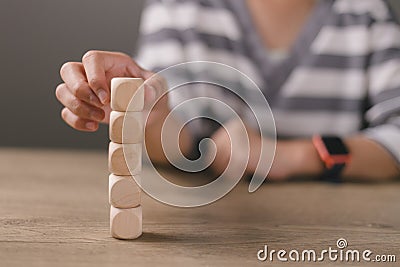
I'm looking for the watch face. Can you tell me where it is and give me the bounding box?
[322,137,349,155]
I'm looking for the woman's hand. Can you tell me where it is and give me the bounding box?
[55,50,192,165]
[55,50,161,131]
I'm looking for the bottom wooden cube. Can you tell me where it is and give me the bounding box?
[110,206,142,240]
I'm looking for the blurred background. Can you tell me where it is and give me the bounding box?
[0,0,399,150]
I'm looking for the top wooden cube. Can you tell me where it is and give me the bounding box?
[111,78,144,112]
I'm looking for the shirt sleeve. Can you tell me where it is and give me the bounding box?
[362,1,400,164]
[135,0,247,141]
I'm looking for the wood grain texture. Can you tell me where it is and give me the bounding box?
[111,78,144,112]
[108,142,141,176]
[0,148,399,267]
[109,174,141,209]
[109,111,143,144]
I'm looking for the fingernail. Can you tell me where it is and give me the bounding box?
[97,89,108,105]
[89,94,102,107]
[86,122,96,130]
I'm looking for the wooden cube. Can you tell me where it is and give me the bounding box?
[109,111,143,144]
[109,174,141,209]
[111,78,144,112]
[110,206,142,240]
[108,142,141,176]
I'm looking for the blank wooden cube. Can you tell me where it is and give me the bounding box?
[109,111,143,144]
[110,206,142,240]
[108,142,141,176]
[109,174,141,209]
[111,78,144,112]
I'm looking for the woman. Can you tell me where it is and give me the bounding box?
[56,0,400,182]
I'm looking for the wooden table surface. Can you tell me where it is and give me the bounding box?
[0,148,399,266]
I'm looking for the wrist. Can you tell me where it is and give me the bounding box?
[285,139,324,178]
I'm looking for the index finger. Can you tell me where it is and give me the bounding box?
[82,51,110,105]
[60,62,103,108]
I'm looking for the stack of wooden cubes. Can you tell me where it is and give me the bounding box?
[108,78,144,239]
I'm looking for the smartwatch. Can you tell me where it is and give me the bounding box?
[312,135,351,182]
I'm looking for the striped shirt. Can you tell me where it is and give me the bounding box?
[136,0,400,163]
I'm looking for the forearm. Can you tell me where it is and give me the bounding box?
[342,136,400,181]
[285,136,400,181]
